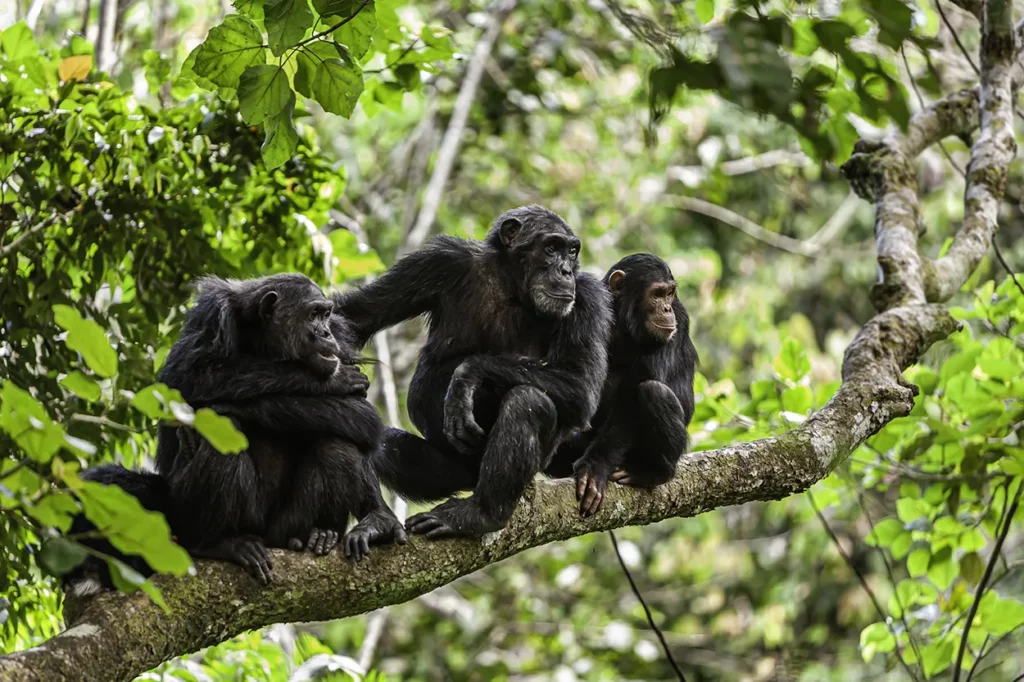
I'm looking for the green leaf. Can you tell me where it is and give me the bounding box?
[959,552,985,586]
[60,371,102,402]
[781,386,812,414]
[234,0,268,25]
[694,0,714,23]
[312,58,363,117]
[238,64,293,125]
[979,594,1024,636]
[26,492,81,532]
[193,15,269,89]
[865,517,903,547]
[0,21,39,60]
[53,305,118,378]
[920,638,954,678]
[907,548,930,577]
[979,356,1020,381]
[70,477,192,576]
[772,337,810,382]
[0,381,66,463]
[332,0,376,60]
[130,383,190,421]
[927,546,956,590]
[890,531,912,560]
[107,557,170,612]
[295,42,344,97]
[193,408,249,454]
[265,0,313,57]
[38,537,88,576]
[328,228,385,281]
[896,498,928,523]
[262,95,299,169]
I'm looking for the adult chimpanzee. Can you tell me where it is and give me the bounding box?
[155,274,406,583]
[546,253,697,516]
[334,205,611,539]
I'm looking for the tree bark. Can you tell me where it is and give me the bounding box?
[0,5,1018,682]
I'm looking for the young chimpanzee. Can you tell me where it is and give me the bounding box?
[335,205,612,539]
[546,253,697,516]
[153,274,406,583]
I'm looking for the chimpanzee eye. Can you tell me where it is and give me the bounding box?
[545,244,557,255]
[569,247,579,259]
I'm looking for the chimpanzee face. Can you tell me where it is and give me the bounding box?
[641,280,678,342]
[258,277,341,377]
[524,232,580,318]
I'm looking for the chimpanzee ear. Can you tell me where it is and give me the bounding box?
[259,291,279,321]
[608,270,626,295]
[498,218,522,249]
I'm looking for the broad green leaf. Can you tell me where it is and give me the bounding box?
[0,21,39,60]
[772,337,810,382]
[920,638,954,678]
[60,371,101,402]
[332,1,376,60]
[193,15,268,89]
[37,537,88,576]
[927,547,956,590]
[53,305,118,378]
[193,408,249,454]
[695,0,714,23]
[959,552,984,586]
[907,548,930,577]
[69,477,192,575]
[238,64,293,125]
[262,95,299,169]
[979,356,1020,381]
[130,383,190,421]
[781,386,812,414]
[890,531,912,560]
[896,498,928,523]
[26,492,81,532]
[107,557,169,612]
[979,594,1024,636]
[295,42,344,98]
[865,517,903,547]
[312,58,363,117]
[234,0,268,25]
[265,0,313,56]
[329,228,384,282]
[0,381,66,463]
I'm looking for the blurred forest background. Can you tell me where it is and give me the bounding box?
[1,0,1023,680]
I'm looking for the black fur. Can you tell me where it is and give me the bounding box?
[546,253,697,516]
[335,205,612,539]
[154,274,405,583]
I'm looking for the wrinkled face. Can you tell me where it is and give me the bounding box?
[261,284,340,377]
[642,280,678,342]
[524,232,581,318]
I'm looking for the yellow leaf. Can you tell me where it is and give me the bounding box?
[58,55,92,82]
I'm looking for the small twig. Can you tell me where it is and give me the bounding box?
[952,483,1023,682]
[902,45,966,176]
[809,497,921,682]
[0,208,77,258]
[297,0,372,49]
[992,240,1024,297]
[363,38,421,74]
[936,0,980,73]
[609,530,687,682]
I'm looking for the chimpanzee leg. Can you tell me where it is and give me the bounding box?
[612,380,687,488]
[407,385,557,539]
[341,446,409,560]
[372,428,478,502]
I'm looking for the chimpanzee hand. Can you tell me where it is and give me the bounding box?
[573,456,613,518]
[406,497,502,539]
[328,363,370,398]
[288,528,340,556]
[192,535,273,585]
[342,511,409,561]
[443,364,486,455]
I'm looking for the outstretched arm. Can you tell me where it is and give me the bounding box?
[332,236,474,347]
[208,396,383,452]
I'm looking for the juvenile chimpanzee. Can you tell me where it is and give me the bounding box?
[334,205,612,539]
[546,253,697,516]
[155,274,406,583]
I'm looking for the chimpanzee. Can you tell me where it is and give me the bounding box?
[154,274,406,583]
[334,205,612,539]
[546,253,697,516]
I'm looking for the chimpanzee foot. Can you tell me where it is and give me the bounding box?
[288,528,340,556]
[343,511,408,561]
[406,497,503,540]
[192,535,273,585]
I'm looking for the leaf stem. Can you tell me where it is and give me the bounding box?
[297,0,372,48]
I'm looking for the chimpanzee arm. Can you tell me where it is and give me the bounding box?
[206,396,383,451]
[332,236,474,347]
[443,274,611,451]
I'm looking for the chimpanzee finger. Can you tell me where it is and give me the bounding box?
[245,546,271,585]
[288,537,304,552]
[585,485,604,516]
[425,525,455,539]
[314,530,329,556]
[325,530,339,554]
[609,470,629,482]
[393,524,409,545]
[576,473,589,502]
[408,514,443,535]
[344,533,360,559]
[360,535,370,559]
[615,476,633,486]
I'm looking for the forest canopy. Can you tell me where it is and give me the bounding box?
[1,0,1023,680]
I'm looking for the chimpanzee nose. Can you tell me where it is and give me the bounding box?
[662,303,672,314]
[560,262,572,276]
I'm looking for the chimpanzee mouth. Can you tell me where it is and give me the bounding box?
[546,293,576,301]
[652,322,676,330]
